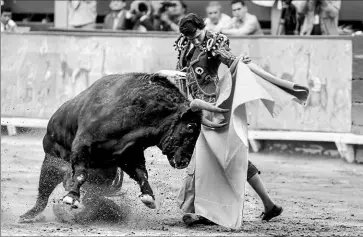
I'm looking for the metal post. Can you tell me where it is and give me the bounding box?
[54,1,68,28]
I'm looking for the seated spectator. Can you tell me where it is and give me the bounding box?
[68,0,97,29]
[124,0,155,32]
[294,0,341,35]
[276,0,298,35]
[1,6,17,32]
[103,0,127,30]
[204,1,232,32]
[42,15,51,24]
[221,0,263,36]
[155,0,187,32]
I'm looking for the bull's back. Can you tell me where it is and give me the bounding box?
[43,73,148,157]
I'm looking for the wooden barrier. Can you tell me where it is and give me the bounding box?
[1,31,362,163]
[351,36,363,163]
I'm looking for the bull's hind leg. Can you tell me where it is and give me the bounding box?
[19,154,67,223]
[117,148,156,209]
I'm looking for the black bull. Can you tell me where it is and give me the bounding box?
[19,72,228,223]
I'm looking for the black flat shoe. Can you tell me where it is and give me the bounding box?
[182,214,217,226]
[261,205,283,222]
[197,216,217,225]
[182,214,199,226]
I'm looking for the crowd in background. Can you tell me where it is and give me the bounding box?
[101,0,187,32]
[2,0,363,36]
[66,0,343,36]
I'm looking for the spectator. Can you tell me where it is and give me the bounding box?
[103,0,127,30]
[155,0,187,32]
[221,0,263,36]
[68,0,97,29]
[295,0,341,35]
[42,15,51,24]
[204,1,232,32]
[250,0,297,35]
[276,0,298,35]
[1,6,17,32]
[124,0,155,32]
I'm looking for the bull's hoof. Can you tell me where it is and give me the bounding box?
[140,194,156,209]
[53,200,83,223]
[18,214,45,223]
[62,195,81,209]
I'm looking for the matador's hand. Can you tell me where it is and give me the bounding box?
[155,70,186,82]
[240,54,251,64]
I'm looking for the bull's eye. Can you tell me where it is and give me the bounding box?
[187,123,197,129]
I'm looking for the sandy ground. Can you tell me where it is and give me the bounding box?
[1,131,363,236]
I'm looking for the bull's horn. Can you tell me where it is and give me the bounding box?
[190,99,229,113]
[202,116,228,128]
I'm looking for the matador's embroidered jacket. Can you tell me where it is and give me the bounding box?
[174,31,236,103]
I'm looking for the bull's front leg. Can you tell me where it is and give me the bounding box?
[62,140,90,208]
[118,148,156,209]
[121,163,156,209]
[135,166,156,209]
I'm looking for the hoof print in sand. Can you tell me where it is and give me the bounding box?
[18,214,46,224]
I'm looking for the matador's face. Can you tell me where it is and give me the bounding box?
[186,29,206,46]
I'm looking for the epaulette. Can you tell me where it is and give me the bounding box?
[205,32,229,53]
[173,34,188,52]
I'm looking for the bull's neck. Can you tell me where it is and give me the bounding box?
[156,115,178,154]
[125,127,163,149]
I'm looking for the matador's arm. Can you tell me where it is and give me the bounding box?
[210,33,251,68]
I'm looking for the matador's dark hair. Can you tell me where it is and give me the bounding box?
[179,13,206,37]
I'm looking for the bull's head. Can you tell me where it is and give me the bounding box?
[159,99,229,169]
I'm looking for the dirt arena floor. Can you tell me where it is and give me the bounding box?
[1,130,363,236]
